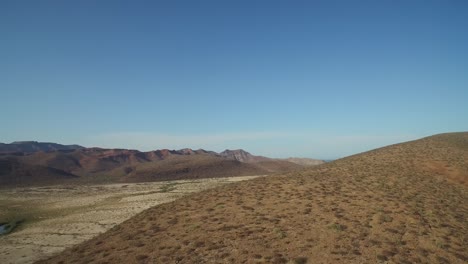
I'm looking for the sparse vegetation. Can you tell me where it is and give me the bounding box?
[293,257,308,264]
[32,133,468,263]
[159,182,178,193]
[329,223,346,232]
[0,176,258,263]
[274,228,287,238]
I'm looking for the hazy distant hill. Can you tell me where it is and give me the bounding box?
[0,141,83,154]
[219,149,270,163]
[40,132,468,263]
[219,149,313,173]
[0,145,314,187]
[284,157,325,166]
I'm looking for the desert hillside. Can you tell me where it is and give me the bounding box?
[38,133,468,263]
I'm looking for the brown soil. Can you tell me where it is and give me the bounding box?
[37,132,468,263]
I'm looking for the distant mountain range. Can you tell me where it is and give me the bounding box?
[0,141,324,187]
[0,141,84,154]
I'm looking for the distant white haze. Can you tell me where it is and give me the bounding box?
[64,131,422,160]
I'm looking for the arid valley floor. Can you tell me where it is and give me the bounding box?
[0,176,259,264]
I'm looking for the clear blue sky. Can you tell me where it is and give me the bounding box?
[1,1,467,159]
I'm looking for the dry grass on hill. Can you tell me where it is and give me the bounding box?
[37,133,468,263]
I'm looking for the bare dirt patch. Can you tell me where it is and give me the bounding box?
[0,175,260,264]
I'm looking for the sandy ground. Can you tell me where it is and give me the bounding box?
[0,176,260,264]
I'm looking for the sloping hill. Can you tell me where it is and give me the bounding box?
[115,154,268,182]
[38,133,468,263]
[0,158,78,186]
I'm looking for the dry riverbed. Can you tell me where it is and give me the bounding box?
[0,176,260,264]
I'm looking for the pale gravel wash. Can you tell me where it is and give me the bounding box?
[0,175,261,264]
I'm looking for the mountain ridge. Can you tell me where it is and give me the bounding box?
[0,144,322,187]
[0,141,84,154]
